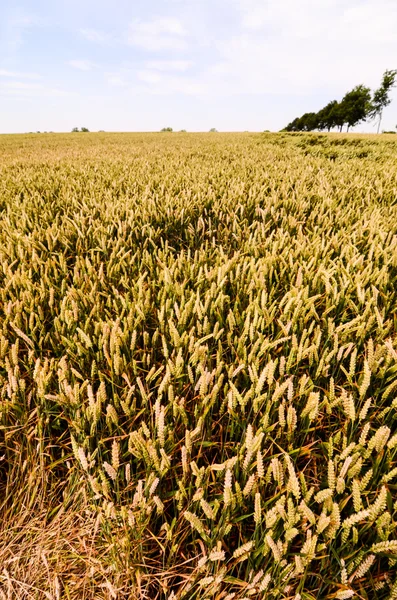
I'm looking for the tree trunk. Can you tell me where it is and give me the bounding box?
[377,111,383,134]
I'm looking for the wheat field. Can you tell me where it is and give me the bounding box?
[1,131,397,599]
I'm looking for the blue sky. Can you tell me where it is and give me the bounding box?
[0,0,396,133]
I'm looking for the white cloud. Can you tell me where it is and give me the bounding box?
[2,9,43,50]
[2,81,42,90]
[80,28,111,43]
[332,1,397,44]
[164,79,206,95]
[104,64,206,96]
[128,17,187,51]
[0,69,41,79]
[137,70,163,84]
[145,60,192,72]
[106,74,128,87]
[67,59,95,71]
[235,0,397,46]
[0,81,69,98]
[134,17,186,36]
[200,0,397,98]
[135,72,206,96]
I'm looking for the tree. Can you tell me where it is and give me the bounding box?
[282,69,396,133]
[339,85,372,131]
[209,128,218,132]
[283,104,345,133]
[328,101,347,132]
[80,127,90,132]
[72,127,79,132]
[283,117,300,132]
[161,127,173,132]
[284,116,306,132]
[299,112,319,131]
[317,100,338,131]
[368,69,397,133]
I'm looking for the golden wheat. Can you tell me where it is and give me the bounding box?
[0,131,397,599]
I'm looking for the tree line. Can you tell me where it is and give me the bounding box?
[284,69,396,133]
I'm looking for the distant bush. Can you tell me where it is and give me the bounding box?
[161,127,173,132]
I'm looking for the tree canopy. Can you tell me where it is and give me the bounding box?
[368,69,397,133]
[283,70,396,133]
[340,85,372,131]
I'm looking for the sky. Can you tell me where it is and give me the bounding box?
[0,0,396,133]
